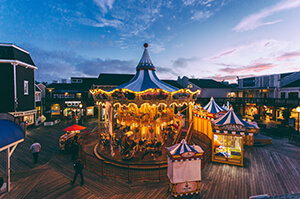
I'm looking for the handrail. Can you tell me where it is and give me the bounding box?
[172,122,183,145]
[185,120,193,144]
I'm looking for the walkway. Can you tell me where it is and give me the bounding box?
[0,118,299,199]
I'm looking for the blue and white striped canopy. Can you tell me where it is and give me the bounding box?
[166,139,197,155]
[203,96,225,114]
[214,108,254,128]
[112,45,178,92]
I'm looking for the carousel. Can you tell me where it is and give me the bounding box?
[90,43,200,164]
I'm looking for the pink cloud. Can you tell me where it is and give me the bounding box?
[276,50,300,60]
[219,62,277,73]
[210,49,236,60]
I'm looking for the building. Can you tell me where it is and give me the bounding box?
[0,43,37,126]
[235,71,300,122]
[45,77,97,121]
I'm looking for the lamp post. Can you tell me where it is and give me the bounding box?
[296,106,300,134]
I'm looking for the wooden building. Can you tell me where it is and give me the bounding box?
[0,43,37,126]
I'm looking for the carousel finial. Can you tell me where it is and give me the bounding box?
[144,43,148,48]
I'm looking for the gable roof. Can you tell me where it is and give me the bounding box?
[0,44,35,67]
[189,79,230,88]
[282,79,300,88]
[94,73,135,86]
[47,77,97,92]
[162,80,184,89]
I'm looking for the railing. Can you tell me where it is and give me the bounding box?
[79,146,168,181]
[191,130,212,168]
[185,121,193,144]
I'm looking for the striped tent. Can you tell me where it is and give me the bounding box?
[166,139,197,156]
[112,43,178,92]
[203,96,225,114]
[214,107,254,128]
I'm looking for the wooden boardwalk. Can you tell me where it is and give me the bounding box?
[0,118,300,199]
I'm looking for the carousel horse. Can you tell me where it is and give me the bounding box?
[121,134,137,160]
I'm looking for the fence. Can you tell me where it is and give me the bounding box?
[78,122,212,181]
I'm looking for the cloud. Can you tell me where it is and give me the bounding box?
[93,0,115,14]
[78,16,123,28]
[210,49,236,60]
[26,45,135,83]
[233,0,300,32]
[191,10,213,20]
[150,43,165,53]
[219,62,277,74]
[172,57,199,68]
[276,50,300,60]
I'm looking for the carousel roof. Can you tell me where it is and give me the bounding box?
[203,96,225,114]
[166,139,197,155]
[214,107,254,128]
[112,43,178,92]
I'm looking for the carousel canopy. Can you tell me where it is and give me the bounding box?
[214,107,254,128]
[112,43,178,92]
[166,139,197,156]
[203,96,225,114]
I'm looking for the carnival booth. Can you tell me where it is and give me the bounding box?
[59,124,86,151]
[90,43,200,161]
[211,108,259,166]
[166,139,204,197]
[193,96,226,140]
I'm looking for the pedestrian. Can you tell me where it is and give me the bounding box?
[29,140,41,164]
[70,158,84,186]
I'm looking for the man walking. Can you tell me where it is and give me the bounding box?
[70,158,84,186]
[29,140,41,164]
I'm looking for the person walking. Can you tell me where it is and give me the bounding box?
[70,158,84,186]
[29,140,41,164]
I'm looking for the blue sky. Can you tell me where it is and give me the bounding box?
[1,0,300,83]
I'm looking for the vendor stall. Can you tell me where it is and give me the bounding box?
[166,139,203,197]
[211,108,259,166]
[59,124,86,151]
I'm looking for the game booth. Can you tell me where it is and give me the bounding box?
[193,96,227,141]
[211,108,260,166]
[59,124,86,151]
[166,139,204,197]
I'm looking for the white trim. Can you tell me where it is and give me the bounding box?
[0,60,37,70]
[0,43,30,54]
[0,139,24,152]
[8,109,37,117]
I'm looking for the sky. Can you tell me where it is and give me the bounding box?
[1,0,300,83]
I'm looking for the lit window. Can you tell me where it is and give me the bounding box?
[24,80,29,95]
[76,93,82,98]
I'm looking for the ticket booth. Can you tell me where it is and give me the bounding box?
[166,139,204,197]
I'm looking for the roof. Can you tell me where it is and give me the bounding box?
[0,120,24,151]
[282,79,300,88]
[47,77,97,92]
[112,44,178,92]
[94,73,134,86]
[203,96,225,114]
[161,80,184,89]
[136,43,155,71]
[189,79,231,88]
[166,139,197,155]
[214,108,254,128]
[0,44,35,66]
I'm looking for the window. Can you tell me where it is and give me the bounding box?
[76,93,82,98]
[24,80,29,95]
[281,92,285,99]
[35,92,41,101]
[288,92,298,99]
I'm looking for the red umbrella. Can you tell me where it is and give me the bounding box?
[63,124,86,132]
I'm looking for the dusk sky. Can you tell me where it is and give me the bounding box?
[1,0,300,83]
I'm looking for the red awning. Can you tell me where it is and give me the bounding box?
[63,124,86,132]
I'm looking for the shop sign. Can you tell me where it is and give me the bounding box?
[176,181,198,194]
[65,101,81,107]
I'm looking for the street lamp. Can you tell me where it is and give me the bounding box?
[296,106,300,134]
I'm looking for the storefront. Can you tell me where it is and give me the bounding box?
[9,110,37,126]
[211,108,259,166]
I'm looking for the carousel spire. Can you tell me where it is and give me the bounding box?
[136,43,156,71]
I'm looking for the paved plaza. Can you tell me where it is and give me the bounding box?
[0,118,300,199]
